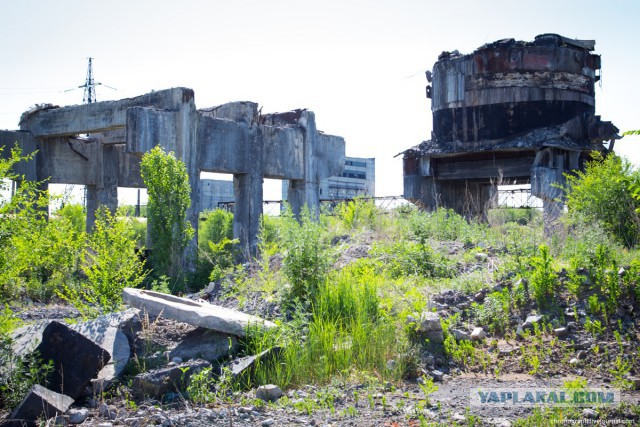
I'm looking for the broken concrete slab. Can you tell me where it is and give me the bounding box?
[12,309,137,387]
[132,359,211,399]
[227,347,282,379]
[169,328,238,362]
[35,321,111,400]
[122,288,276,337]
[8,384,73,426]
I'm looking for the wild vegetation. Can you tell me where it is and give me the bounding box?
[1,149,640,424]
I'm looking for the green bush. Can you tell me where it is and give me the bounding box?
[58,208,147,317]
[141,146,194,279]
[528,245,558,309]
[564,152,640,247]
[372,240,454,279]
[194,209,237,284]
[279,206,332,307]
[407,208,476,243]
[336,198,381,231]
[472,289,511,334]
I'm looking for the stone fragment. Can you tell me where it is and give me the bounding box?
[169,328,238,362]
[8,385,74,425]
[450,329,471,341]
[475,253,488,262]
[470,327,486,341]
[35,321,111,399]
[582,408,598,419]
[430,370,445,382]
[554,327,569,338]
[122,288,276,336]
[415,312,444,344]
[132,359,211,399]
[227,347,282,378]
[68,408,89,424]
[255,384,283,402]
[522,315,543,330]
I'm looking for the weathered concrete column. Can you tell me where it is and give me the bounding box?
[233,128,263,258]
[543,198,564,238]
[288,111,319,218]
[86,145,118,231]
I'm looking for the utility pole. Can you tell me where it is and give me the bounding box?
[83,57,96,103]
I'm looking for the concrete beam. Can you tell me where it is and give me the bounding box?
[20,88,194,138]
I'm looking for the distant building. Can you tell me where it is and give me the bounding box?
[200,179,234,211]
[282,156,375,200]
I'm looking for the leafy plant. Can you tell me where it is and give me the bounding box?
[529,245,558,309]
[279,206,332,307]
[58,207,147,317]
[564,152,640,247]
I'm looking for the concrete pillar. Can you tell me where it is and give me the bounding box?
[543,198,564,238]
[288,111,320,219]
[85,145,118,232]
[233,128,263,258]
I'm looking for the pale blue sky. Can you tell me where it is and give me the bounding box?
[1,0,638,201]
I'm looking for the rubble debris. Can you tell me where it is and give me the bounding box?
[227,347,283,379]
[169,328,238,362]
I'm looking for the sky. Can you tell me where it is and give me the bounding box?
[1,0,639,203]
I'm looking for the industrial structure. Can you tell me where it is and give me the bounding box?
[400,34,619,232]
[0,89,345,267]
[282,156,375,200]
[200,178,235,211]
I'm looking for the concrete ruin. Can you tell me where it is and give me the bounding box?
[400,34,619,232]
[0,88,345,265]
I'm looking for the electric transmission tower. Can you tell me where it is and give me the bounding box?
[65,57,116,103]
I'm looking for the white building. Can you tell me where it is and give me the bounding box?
[282,156,375,200]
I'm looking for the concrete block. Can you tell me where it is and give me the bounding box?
[132,359,211,399]
[169,328,238,362]
[8,384,73,425]
[35,321,111,400]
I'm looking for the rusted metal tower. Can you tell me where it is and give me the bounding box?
[400,34,618,232]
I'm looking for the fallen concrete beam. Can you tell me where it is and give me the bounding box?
[122,288,276,337]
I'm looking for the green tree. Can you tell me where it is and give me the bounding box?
[140,146,194,279]
[564,152,640,247]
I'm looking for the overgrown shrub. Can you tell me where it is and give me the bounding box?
[0,146,85,302]
[564,152,640,247]
[528,245,558,309]
[407,208,475,243]
[372,240,454,279]
[279,206,332,307]
[194,209,236,284]
[58,208,147,317]
[472,289,511,334]
[140,146,194,279]
[336,198,382,231]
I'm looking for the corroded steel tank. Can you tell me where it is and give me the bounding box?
[428,34,601,143]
